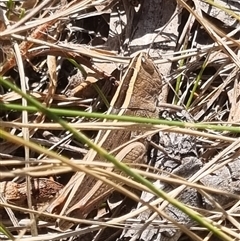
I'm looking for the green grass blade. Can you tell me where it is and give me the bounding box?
[0,222,15,240]
[1,103,240,133]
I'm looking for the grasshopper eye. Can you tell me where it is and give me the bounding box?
[141,56,155,75]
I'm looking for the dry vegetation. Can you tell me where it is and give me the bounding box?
[0,0,240,241]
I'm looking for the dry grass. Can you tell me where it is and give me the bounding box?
[0,0,240,240]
